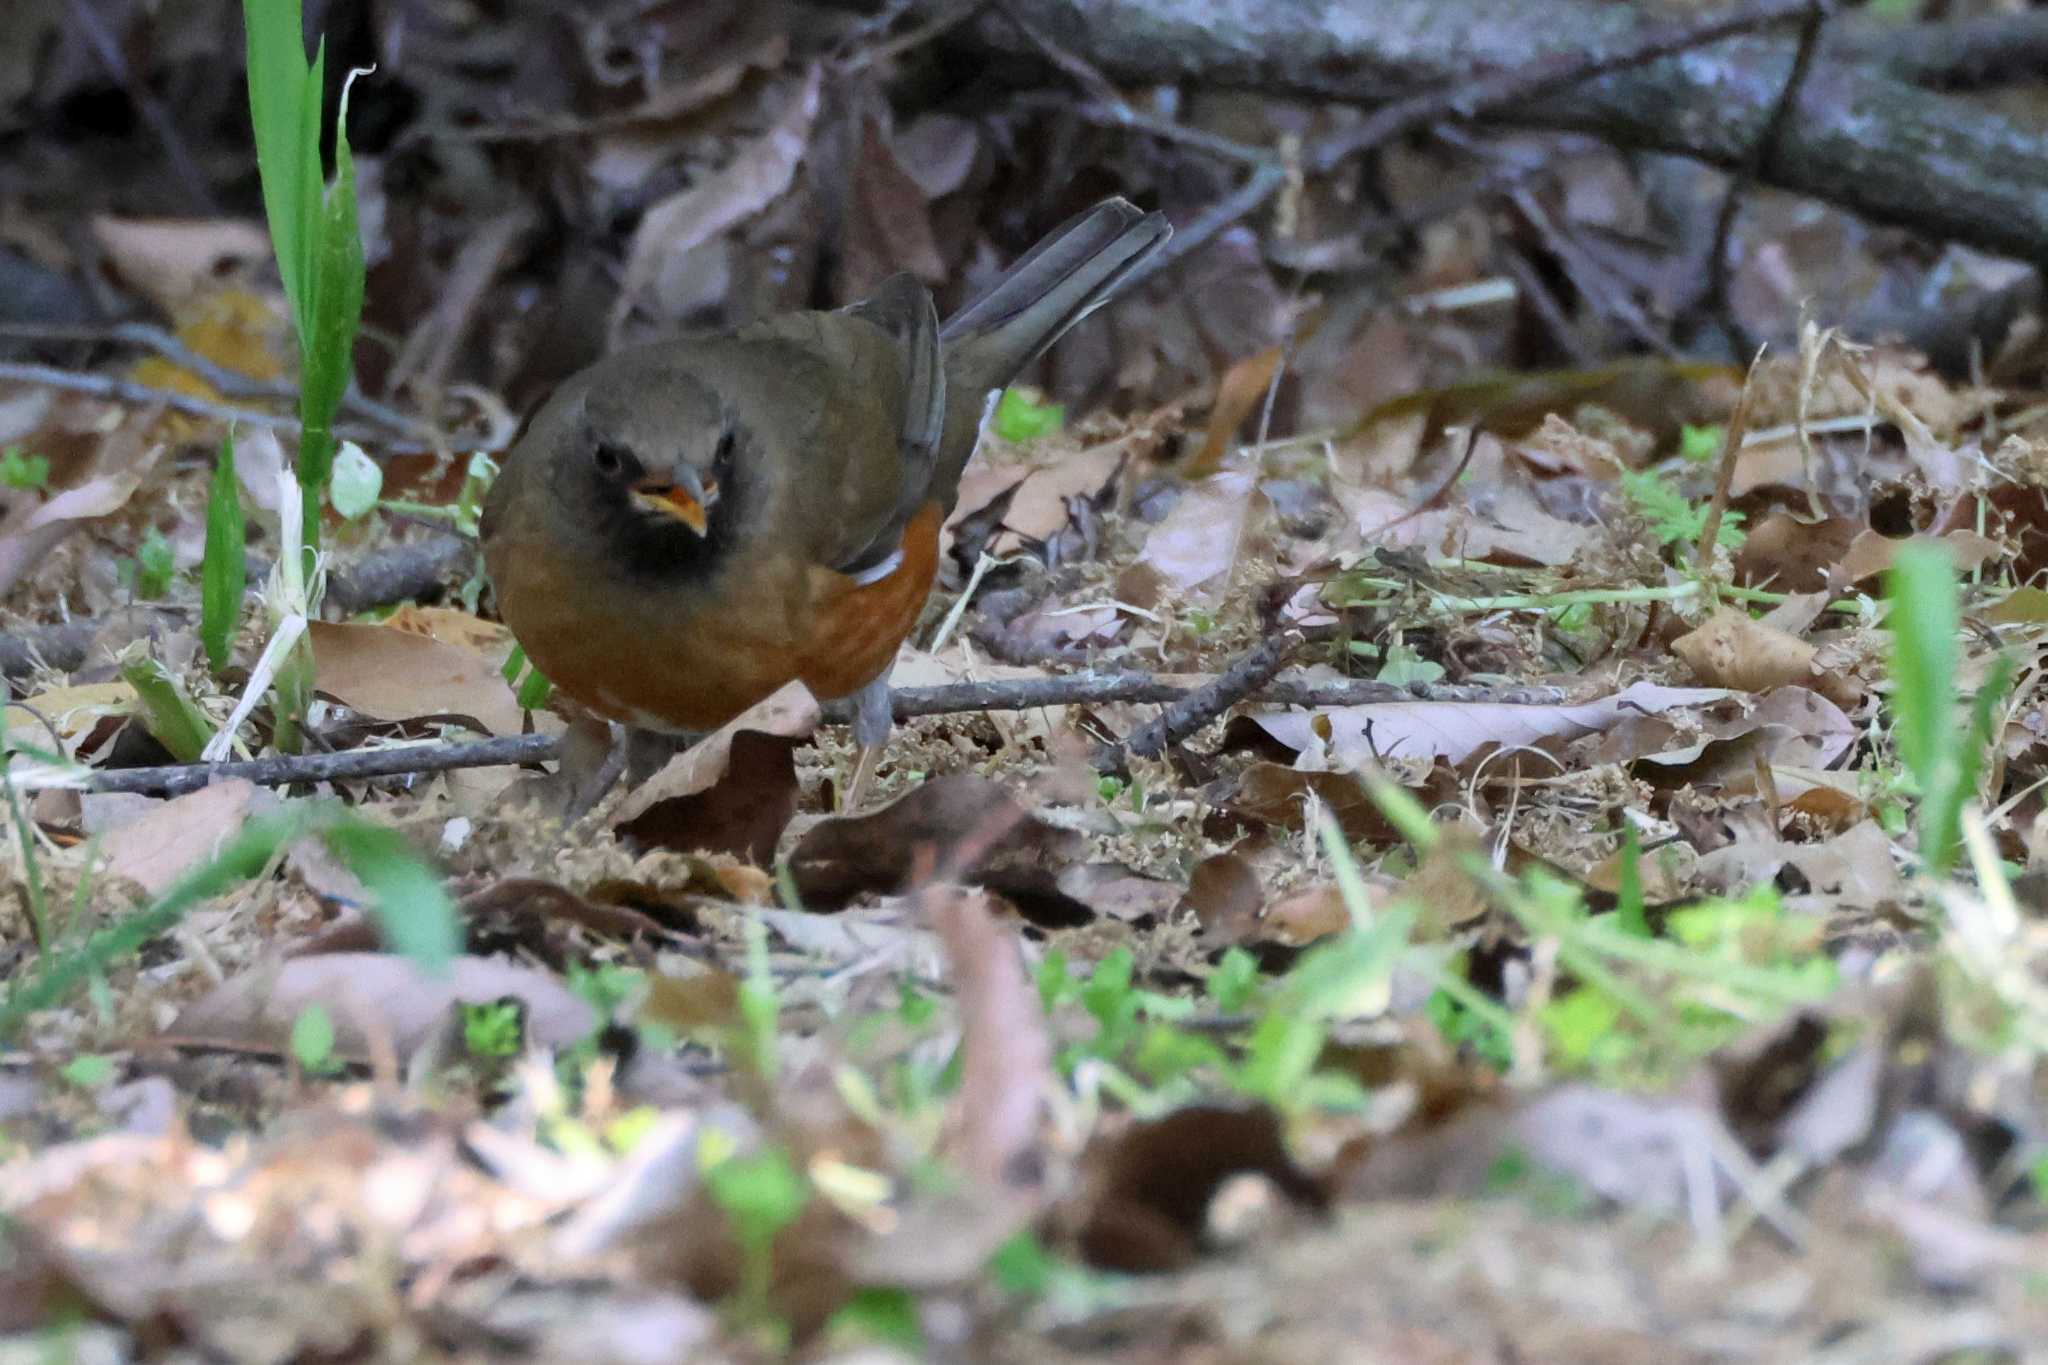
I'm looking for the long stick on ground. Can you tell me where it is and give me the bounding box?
[73,666,1569,795]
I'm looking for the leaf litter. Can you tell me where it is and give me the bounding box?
[6,8,2048,1361]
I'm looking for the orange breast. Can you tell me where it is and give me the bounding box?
[794,500,942,700]
[491,501,944,735]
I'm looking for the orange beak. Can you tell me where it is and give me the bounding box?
[630,470,716,536]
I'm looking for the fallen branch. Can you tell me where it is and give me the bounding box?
[1123,0,1814,288]
[960,0,2048,265]
[0,361,438,452]
[1,537,477,679]
[74,668,1572,794]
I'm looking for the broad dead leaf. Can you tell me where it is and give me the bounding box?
[1245,682,1732,769]
[308,620,524,735]
[100,779,259,896]
[163,953,595,1065]
[613,66,820,332]
[613,681,818,863]
[1140,466,1261,600]
[787,774,1086,920]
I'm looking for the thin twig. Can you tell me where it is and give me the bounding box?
[63,0,219,215]
[0,361,416,449]
[0,324,439,443]
[73,667,1572,795]
[1708,0,1832,356]
[1101,631,1307,769]
[1693,346,1766,570]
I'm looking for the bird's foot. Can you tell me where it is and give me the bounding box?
[840,676,894,811]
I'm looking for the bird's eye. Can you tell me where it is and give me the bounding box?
[713,427,736,465]
[592,443,630,479]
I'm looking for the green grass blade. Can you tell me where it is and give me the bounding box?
[294,63,365,550]
[1886,544,1963,876]
[117,651,217,764]
[0,813,304,1041]
[242,0,313,329]
[201,432,247,672]
[320,818,458,971]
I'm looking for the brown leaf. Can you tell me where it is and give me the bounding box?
[99,779,258,896]
[612,66,821,333]
[1671,607,1863,707]
[1834,528,2002,587]
[838,114,946,300]
[308,620,525,736]
[613,682,817,863]
[1071,1105,1326,1272]
[1734,512,1861,593]
[1140,467,1261,600]
[1180,845,1267,943]
[932,886,1052,1190]
[90,217,274,315]
[162,953,596,1065]
[1220,764,1399,843]
[944,441,1126,560]
[1187,347,1282,476]
[0,436,165,598]
[787,773,1087,921]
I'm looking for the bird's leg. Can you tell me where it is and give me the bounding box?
[842,675,893,810]
[564,721,631,822]
[625,728,698,785]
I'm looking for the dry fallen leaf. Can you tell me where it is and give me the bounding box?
[308,619,524,736]
[613,681,818,863]
[1672,607,1863,707]
[1246,682,1733,769]
[163,953,596,1065]
[100,779,259,896]
[613,66,821,333]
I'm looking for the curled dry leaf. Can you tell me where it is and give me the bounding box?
[0,437,165,598]
[930,886,1052,1191]
[89,217,275,315]
[308,619,525,736]
[1834,528,2002,587]
[787,773,1087,921]
[1220,764,1403,843]
[1617,686,1857,781]
[1069,1105,1327,1273]
[1672,607,1864,707]
[612,66,821,333]
[613,680,817,863]
[162,953,596,1066]
[944,440,1127,561]
[1246,681,1733,769]
[1140,466,1261,601]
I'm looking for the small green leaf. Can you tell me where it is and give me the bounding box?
[460,999,525,1058]
[825,1288,922,1350]
[0,445,49,489]
[131,527,176,600]
[290,1004,340,1074]
[328,440,381,519]
[1206,947,1259,1012]
[988,1232,1057,1298]
[202,433,247,672]
[704,1146,809,1248]
[320,818,459,971]
[1678,423,1724,464]
[994,387,1064,442]
[59,1054,114,1089]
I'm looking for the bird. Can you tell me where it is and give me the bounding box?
[480,197,1171,802]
